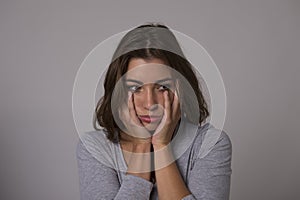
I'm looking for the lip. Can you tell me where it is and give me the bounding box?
[138,115,162,123]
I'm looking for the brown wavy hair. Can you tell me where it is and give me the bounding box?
[93,23,209,142]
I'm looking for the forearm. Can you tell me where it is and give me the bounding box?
[154,144,191,200]
[116,142,155,200]
[115,174,153,200]
[124,142,152,181]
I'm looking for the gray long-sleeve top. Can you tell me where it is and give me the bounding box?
[76,122,232,200]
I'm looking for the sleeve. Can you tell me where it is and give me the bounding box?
[76,141,153,200]
[182,131,232,200]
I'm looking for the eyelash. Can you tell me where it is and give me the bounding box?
[127,85,142,93]
[158,85,170,91]
[126,84,170,93]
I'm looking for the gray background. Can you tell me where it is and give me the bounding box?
[1,0,299,199]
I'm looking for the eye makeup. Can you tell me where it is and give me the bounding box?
[125,78,175,93]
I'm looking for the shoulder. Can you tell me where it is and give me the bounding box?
[76,129,116,168]
[192,123,232,160]
[81,129,111,143]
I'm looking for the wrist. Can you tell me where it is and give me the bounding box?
[153,144,174,169]
[132,142,151,153]
[152,143,168,151]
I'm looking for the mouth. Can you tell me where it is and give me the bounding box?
[138,115,162,123]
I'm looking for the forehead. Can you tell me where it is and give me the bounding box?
[126,58,172,83]
[127,58,166,71]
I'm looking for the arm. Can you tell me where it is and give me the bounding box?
[76,141,153,200]
[152,91,191,199]
[153,144,191,200]
[121,141,152,181]
[183,131,232,200]
[153,89,232,199]
[119,91,152,182]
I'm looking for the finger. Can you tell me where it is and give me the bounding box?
[118,102,132,133]
[163,90,171,121]
[172,90,181,119]
[173,79,181,119]
[128,92,141,125]
[127,91,134,113]
[175,79,180,102]
[128,92,137,122]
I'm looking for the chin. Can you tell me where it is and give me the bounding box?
[143,123,159,132]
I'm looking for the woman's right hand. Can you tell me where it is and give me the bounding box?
[118,91,152,141]
[118,92,152,181]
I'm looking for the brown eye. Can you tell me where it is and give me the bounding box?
[158,84,170,91]
[127,85,142,93]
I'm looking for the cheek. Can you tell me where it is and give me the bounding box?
[156,94,165,106]
[132,95,143,107]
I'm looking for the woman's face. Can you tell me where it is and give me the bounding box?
[125,58,176,132]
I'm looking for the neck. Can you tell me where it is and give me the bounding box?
[120,131,152,144]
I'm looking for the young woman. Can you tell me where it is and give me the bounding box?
[77,23,232,200]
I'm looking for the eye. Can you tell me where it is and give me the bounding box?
[126,85,142,93]
[158,84,170,91]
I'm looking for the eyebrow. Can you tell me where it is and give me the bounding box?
[125,78,173,85]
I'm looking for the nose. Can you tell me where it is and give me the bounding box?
[143,87,158,111]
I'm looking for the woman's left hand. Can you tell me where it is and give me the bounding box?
[152,90,181,150]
